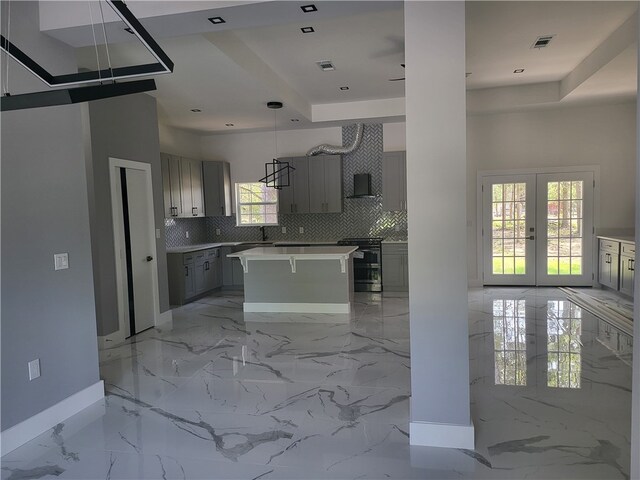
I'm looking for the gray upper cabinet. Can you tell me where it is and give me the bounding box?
[308,155,343,213]
[161,153,204,218]
[203,160,233,217]
[161,153,183,217]
[182,158,205,217]
[382,151,407,212]
[278,156,310,214]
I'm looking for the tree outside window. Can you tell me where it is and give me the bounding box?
[235,183,279,226]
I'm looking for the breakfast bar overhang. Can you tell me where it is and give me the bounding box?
[227,246,357,315]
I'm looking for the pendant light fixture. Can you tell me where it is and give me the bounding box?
[259,101,295,189]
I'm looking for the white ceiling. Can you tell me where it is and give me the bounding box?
[43,1,640,134]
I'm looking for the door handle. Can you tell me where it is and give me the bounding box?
[146,256,153,262]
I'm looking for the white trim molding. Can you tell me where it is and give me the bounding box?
[157,309,173,326]
[98,330,126,350]
[244,302,351,316]
[1,381,104,456]
[410,420,475,449]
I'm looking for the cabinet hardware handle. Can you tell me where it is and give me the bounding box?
[171,206,178,216]
[295,204,298,213]
[221,206,224,215]
[192,207,198,216]
[146,256,153,262]
[290,204,293,213]
[205,261,209,271]
[630,259,635,272]
[185,266,189,277]
[529,235,535,240]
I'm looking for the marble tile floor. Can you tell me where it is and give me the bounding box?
[1,288,633,479]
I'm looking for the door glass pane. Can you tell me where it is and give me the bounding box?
[546,180,583,275]
[491,182,527,275]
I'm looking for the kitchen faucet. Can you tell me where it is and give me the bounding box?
[260,226,268,242]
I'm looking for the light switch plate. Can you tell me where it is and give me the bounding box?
[185,231,189,239]
[28,359,40,380]
[299,227,304,234]
[54,253,69,270]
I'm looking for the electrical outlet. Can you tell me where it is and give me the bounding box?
[395,224,401,232]
[185,231,189,239]
[155,229,161,239]
[28,359,40,380]
[216,228,221,236]
[54,253,69,271]
[299,227,304,234]
[282,227,287,234]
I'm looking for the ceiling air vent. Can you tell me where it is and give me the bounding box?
[316,60,335,71]
[532,35,555,49]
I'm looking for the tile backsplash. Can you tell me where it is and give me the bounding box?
[165,123,408,248]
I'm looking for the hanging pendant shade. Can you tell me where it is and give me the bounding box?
[259,101,295,189]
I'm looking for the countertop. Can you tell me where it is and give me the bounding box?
[228,246,358,259]
[166,241,339,254]
[382,240,408,244]
[597,235,635,244]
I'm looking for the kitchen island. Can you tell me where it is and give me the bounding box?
[227,246,357,315]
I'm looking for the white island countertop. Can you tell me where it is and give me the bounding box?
[228,246,357,274]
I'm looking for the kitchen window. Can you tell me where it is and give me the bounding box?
[235,182,279,226]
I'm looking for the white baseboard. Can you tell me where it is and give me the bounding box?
[1,380,104,456]
[244,302,351,315]
[157,309,173,326]
[98,330,125,350]
[410,420,475,449]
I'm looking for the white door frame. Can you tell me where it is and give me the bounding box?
[477,165,600,286]
[109,157,161,338]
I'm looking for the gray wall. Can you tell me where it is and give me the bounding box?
[1,1,99,431]
[87,94,170,336]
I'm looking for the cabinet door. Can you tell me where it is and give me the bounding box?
[292,157,310,214]
[189,159,204,217]
[278,157,295,214]
[308,157,326,213]
[180,158,194,218]
[168,155,183,216]
[231,258,245,286]
[161,153,174,218]
[323,155,343,213]
[382,253,405,291]
[620,255,634,296]
[203,161,222,216]
[184,263,196,299]
[382,152,406,211]
[598,251,612,288]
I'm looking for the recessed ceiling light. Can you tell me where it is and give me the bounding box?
[514,69,525,74]
[532,35,555,49]
[208,16,226,24]
[225,123,234,127]
[124,27,135,35]
[300,4,317,13]
[190,108,202,112]
[316,60,335,71]
[290,118,299,122]
[301,27,315,33]
[339,86,349,91]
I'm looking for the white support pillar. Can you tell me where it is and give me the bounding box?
[405,1,473,448]
[631,8,640,478]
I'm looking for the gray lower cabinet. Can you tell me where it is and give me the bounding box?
[382,243,409,291]
[221,247,245,287]
[203,161,233,217]
[619,242,635,297]
[168,248,222,305]
[278,156,310,214]
[382,151,407,212]
[598,239,620,290]
[308,155,343,213]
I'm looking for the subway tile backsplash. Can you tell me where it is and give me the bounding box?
[165,123,407,248]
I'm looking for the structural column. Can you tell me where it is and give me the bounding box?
[631,8,640,478]
[405,1,473,448]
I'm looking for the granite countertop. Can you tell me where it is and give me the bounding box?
[382,240,408,244]
[597,235,635,244]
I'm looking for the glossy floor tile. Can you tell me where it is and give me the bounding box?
[1,288,633,479]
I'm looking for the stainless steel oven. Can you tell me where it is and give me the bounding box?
[337,237,383,292]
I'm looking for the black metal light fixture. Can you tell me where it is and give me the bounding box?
[259,101,295,189]
[1,0,173,111]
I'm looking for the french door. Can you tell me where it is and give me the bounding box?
[482,172,594,286]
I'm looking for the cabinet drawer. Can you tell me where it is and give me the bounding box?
[383,243,408,255]
[599,239,620,254]
[183,254,195,265]
[621,242,635,256]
